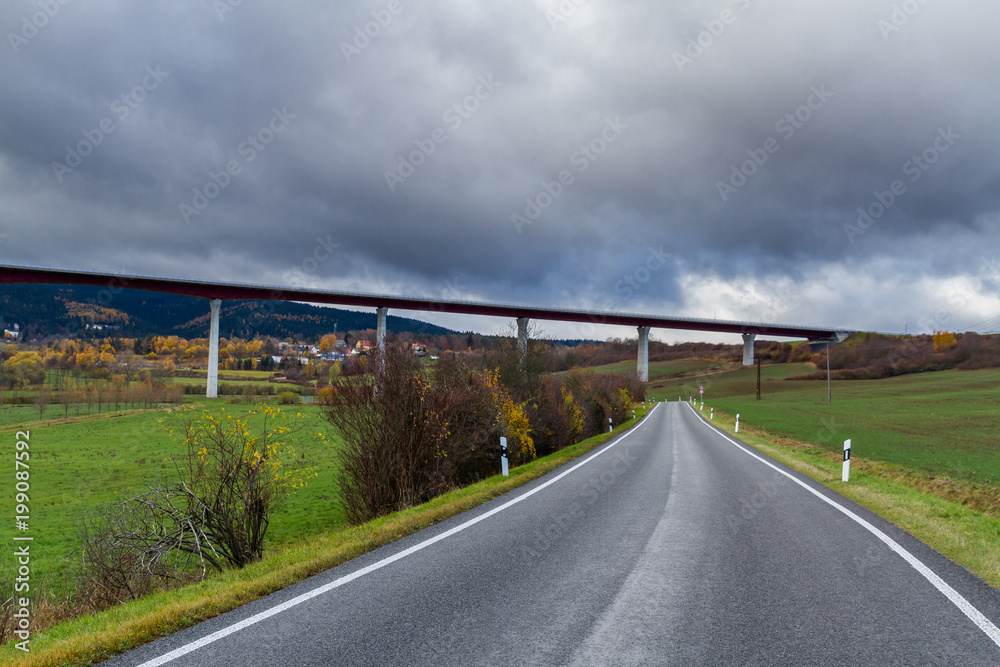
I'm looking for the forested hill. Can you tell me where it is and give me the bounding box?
[0,284,454,340]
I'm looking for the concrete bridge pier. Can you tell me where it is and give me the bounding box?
[742,332,756,366]
[376,306,387,354]
[637,325,650,382]
[516,317,528,365]
[207,298,221,398]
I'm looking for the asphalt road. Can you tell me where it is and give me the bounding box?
[105,402,1000,666]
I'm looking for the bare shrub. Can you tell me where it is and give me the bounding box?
[322,343,533,524]
[77,407,316,606]
[77,490,218,607]
[173,407,315,567]
[529,375,585,457]
[432,358,534,481]
[621,370,646,403]
[322,343,447,523]
[564,370,636,437]
[485,320,547,403]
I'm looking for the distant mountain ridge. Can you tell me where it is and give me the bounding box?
[0,284,455,340]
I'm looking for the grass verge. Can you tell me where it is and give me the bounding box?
[0,412,649,666]
[699,406,1000,590]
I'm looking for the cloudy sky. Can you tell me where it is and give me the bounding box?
[2,0,999,342]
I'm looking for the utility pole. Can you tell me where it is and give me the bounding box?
[756,355,761,400]
[827,340,832,405]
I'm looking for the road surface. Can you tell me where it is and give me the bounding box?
[105,402,1000,666]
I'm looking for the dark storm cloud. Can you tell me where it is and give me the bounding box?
[2,0,999,337]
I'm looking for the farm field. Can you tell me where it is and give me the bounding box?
[652,364,1000,488]
[168,371,286,388]
[169,369,285,385]
[0,369,317,430]
[182,370,277,380]
[555,358,724,380]
[0,401,175,428]
[0,403,340,594]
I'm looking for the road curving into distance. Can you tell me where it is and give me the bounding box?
[105,402,1000,666]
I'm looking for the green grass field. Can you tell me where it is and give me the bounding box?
[166,376,268,389]
[181,370,277,379]
[0,404,340,594]
[168,370,278,387]
[555,358,723,379]
[650,364,1000,487]
[0,401,169,428]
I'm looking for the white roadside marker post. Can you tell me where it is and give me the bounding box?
[632,410,636,420]
[500,436,509,477]
[710,408,714,420]
[735,413,740,433]
[842,439,851,482]
[608,417,613,433]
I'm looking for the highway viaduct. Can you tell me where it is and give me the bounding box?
[0,264,851,397]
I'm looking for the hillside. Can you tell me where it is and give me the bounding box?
[0,284,454,340]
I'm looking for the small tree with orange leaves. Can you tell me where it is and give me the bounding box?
[933,330,957,352]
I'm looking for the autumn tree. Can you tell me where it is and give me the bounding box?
[184,344,209,363]
[34,389,49,419]
[933,330,958,352]
[117,353,145,388]
[57,377,77,417]
[318,334,338,354]
[112,375,126,410]
[1,351,46,388]
[75,348,98,372]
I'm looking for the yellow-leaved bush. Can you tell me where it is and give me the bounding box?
[173,405,318,566]
[481,368,535,463]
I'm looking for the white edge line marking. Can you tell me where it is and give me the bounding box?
[137,405,660,666]
[685,403,1000,648]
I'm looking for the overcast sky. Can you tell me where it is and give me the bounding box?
[2,1,999,342]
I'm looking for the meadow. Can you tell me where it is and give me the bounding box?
[649,363,1000,488]
[0,402,341,596]
[555,357,723,380]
